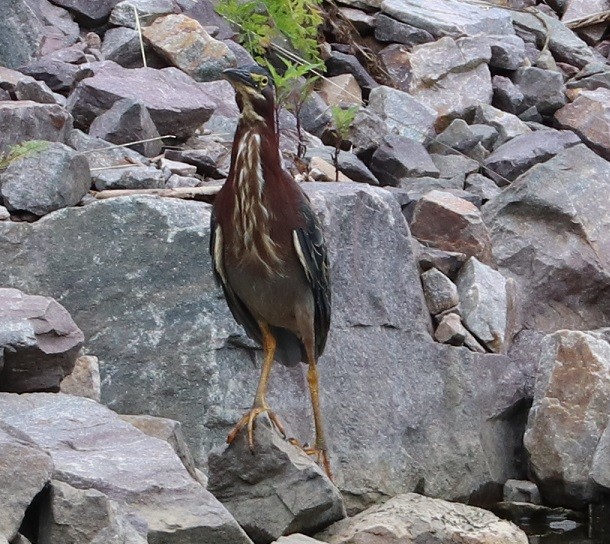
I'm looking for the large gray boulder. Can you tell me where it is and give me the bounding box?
[524,330,610,507]
[0,288,84,393]
[0,393,253,544]
[0,186,531,510]
[482,144,610,331]
[0,0,46,68]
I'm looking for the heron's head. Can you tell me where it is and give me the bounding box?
[223,65,275,124]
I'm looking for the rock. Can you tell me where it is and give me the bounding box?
[492,75,525,115]
[464,173,502,203]
[0,0,46,68]
[416,244,467,279]
[428,119,496,156]
[370,135,439,186]
[325,52,378,94]
[455,258,513,354]
[300,91,332,139]
[92,165,166,191]
[400,176,464,197]
[275,535,324,544]
[101,27,148,68]
[374,13,433,46]
[421,268,459,316]
[120,414,203,484]
[0,288,84,393]
[14,78,63,105]
[431,153,479,181]
[486,34,527,70]
[0,393,253,543]
[177,0,236,41]
[142,14,236,82]
[66,62,215,139]
[109,0,174,28]
[566,63,610,93]
[0,423,53,541]
[524,330,610,507]
[409,190,494,264]
[317,74,362,107]
[89,99,162,158]
[351,86,436,153]
[337,7,375,32]
[48,0,120,26]
[18,58,84,93]
[592,424,610,490]
[482,144,610,331]
[309,157,350,182]
[60,355,101,401]
[0,188,532,511]
[306,148,379,186]
[378,44,412,92]
[0,101,72,155]
[407,37,493,123]
[159,158,197,177]
[483,129,580,184]
[555,88,610,161]
[165,174,200,188]
[164,144,229,179]
[0,206,9,221]
[208,416,345,544]
[0,141,91,217]
[504,479,541,504]
[434,312,466,346]
[317,493,528,543]
[511,66,567,116]
[474,104,531,147]
[381,0,514,38]
[511,9,603,68]
[562,0,608,43]
[40,480,148,544]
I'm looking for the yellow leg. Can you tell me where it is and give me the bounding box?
[226,321,286,450]
[306,356,333,480]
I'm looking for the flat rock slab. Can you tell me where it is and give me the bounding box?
[0,423,53,541]
[67,62,215,139]
[208,416,345,544]
[317,493,528,543]
[0,393,252,544]
[0,288,83,393]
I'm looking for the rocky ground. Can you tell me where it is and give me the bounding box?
[1,0,610,543]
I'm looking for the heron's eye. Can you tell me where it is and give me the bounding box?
[259,76,268,87]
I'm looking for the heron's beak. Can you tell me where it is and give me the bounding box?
[222,68,254,88]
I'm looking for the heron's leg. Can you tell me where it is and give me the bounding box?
[227,321,286,450]
[305,349,333,480]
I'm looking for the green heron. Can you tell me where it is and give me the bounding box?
[210,65,332,478]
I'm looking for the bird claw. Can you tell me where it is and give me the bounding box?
[288,439,334,481]
[226,406,286,451]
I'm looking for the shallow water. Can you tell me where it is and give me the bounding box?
[520,507,610,544]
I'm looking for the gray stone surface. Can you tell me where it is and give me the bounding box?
[0,0,46,68]
[0,141,90,217]
[486,34,526,71]
[483,129,580,184]
[374,13,433,46]
[434,312,466,346]
[14,78,63,105]
[40,480,148,544]
[92,165,166,191]
[512,66,567,116]
[317,493,528,543]
[431,154,479,181]
[275,535,323,544]
[0,288,83,393]
[0,187,531,511]
[325,52,378,93]
[208,415,345,544]
[592,424,610,490]
[464,173,502,203]
[456,258,511,354]
[503,479,541,504]
[19,58,84,93]
[101,27,148,68]
[89,99,162,158]
[0,101,73,155]
[421,268,459,316]
[48,0,120,25]
[474,105,531,149]
[0,423,53,541]
[109,0,174,28]
[66,62,215,138]
[60,355,101,401]
[370,135,439,186]
[524,330,610,507]
[482,144,610,331]
[381,0,514,38]
[0,393,253,543]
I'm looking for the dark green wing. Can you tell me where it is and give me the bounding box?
[209,207,263,345]
[294,199,331,358]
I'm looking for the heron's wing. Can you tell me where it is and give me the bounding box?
[209,209,263,345]
[293,199,331,358]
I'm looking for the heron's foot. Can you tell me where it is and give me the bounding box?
[290,439,333,481]
[226,406,286,451]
